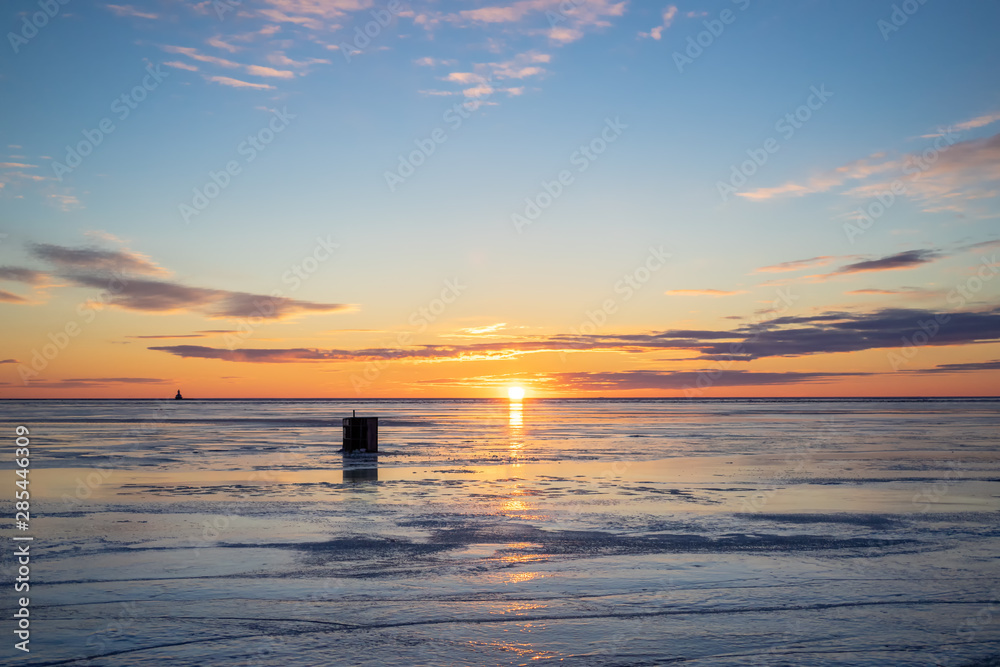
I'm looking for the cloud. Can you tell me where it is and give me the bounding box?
[266,52,330,68]
[162,45,241,69]
[846,287,935,296]
[548,369,870,390]
[922,111,1000,138]
[30,243,168,276]
[257,0,370,23]
[0,266,49,285]
[0,162,37,169]
[488,52,551,80]
[911,359,1000,373]
[666,289,748,297]
[690,308,1000,361]
[893,133,1000,209]
[953,112,1000,132]
[754,256,838,273]
[0,359,18,364]
[127,330,237,339]
[206,76,276,90]
[149,343,552,363]
[245,65,296,79]
[740,131,1000,213]
[452,0,626,45]
[148,306,1000,366]
[445,72,482,84]
[461,323,507,335]
[22,242,348,320]
[65,274,351,320]
[0,290,26,303]
[164,61,199,72]
[415,57,457,67]
[14,377,169,389]
[163,45,294,82]
[106,4,158,19]
[49,193,81,211]
[739,152,898,201]
[962,239,1000,253]
[830,249,942,275]
[207,36,242,53]
[639,5,677,40]
[463,84,495,98]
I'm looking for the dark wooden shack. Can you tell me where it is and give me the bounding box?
[343,412,378,453]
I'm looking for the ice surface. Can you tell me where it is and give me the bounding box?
[1,398,998,665]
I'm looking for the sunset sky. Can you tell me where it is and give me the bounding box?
[1,0,999,397]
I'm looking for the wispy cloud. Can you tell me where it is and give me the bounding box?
[127,330,237,339]
[266,52,330,69]
[65,274,350,319]
[921,111,1000,138]
[415,56,457,67]
[754,256,839,273]
[48,193,81,211]
[739,152,898,201]
[207,36,242,53]
[162,45,294,82]
[8,377,169,389]
[546,369,870,391]
[30,243,168,276]
[666,289,748,297]
[245,65,295,79]
[163,45,241,69]
[740,129,1000,214]
[164,61,199,72]
[147,306,1000,365]
[24,242,348,320]
[0,290,27,303]
[450,0,626,45]
[830,249,942,275]
[0,266,49,285]
[106,4,159,19]
[639,5,677,40]
[206,76,276,90]
[911,359,1000,373]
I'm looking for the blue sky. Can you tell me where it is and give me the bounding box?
[1,0,999,396]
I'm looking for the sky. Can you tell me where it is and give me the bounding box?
[1,0,999,398]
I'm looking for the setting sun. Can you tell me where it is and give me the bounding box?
[508,387,526,401]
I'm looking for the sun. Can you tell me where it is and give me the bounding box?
[507,386,525,401]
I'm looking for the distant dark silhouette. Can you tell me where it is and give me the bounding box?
[174,390,183,400]
[343,413,378,453]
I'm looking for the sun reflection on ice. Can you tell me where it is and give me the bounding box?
[508,398,523,458]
